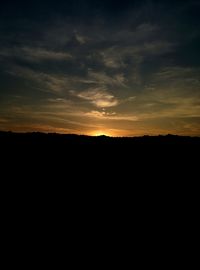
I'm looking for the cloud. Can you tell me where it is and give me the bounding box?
[74,32,87,44]
[87,71,127,87]
[0,47,72,62]
[44,76,69,93]
[21,47,72,61]
[97,40,174,80]
[136,23,158,35]
[103,40,173,61]
[85,110,138,121]
[0,118,8,123]
[154,67,191,79]
[100,49,124,68]
[72,88,119,108]
[7,65,128,95]
[85,110,116,118]
[148,66,200,99]
[48,98,69,103]
[142,41,174,55]
[7,66,71,93]
[125,96,136,102]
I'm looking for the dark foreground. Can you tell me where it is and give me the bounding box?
[1,131,200,145]
[1,131,199,162]
[1,131,200,148]
[1,131,199,222]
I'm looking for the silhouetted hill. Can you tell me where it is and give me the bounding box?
[0,131,200,148]
[1,130,199,158]
[1,131,199,212]
[1,131,199,174]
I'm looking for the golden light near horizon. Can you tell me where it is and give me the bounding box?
[91,130,113,137]
[90,128,135,137]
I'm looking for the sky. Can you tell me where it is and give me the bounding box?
[0,0,200,136]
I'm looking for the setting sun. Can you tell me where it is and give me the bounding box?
[91,131,112,137]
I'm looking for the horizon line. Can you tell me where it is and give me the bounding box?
[0,130,200,138]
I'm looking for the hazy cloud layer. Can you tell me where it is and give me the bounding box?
[73,88,119,108]
[0,0,200,136]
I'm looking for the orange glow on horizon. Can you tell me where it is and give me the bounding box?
[90,130,114,137]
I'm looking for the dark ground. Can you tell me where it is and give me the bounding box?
[1,131,200,146]
[1,131,198,238]
[0,131,198,207]
[1,131,199,167]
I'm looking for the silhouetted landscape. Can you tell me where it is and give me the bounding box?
[1,130,199,179]
[1,131,200,152]
[1,130,199,201]
[1,131,200,143]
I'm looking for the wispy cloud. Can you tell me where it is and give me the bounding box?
[0,47,72,62]
[7,65,128,95]
[148,66,200,99]
[86,71,127,88]
[153,66,197,81]
[7,66,71,93]
[74,32,87,44]
[100,40,174,64]
[0,118,8,123]
[100,49,125,69]
[72,88,119,108]
[85,110,138,121]
[21,47,72,62]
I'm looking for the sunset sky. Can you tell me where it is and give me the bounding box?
[0,0,200,136]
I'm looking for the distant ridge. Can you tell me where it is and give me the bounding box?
[1,131,199,176]
[0,131,199,139]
